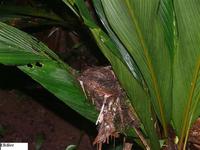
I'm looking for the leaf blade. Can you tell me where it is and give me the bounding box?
[70,1,160,148]
[101,0,172,136]
[91,28,160,149]
[19,61,98,122]
[172,1,200,148]
[0,21,98,122]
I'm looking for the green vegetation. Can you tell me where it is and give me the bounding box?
[0,0,199,149]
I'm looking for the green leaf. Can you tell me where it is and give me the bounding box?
[100,0,172,136]
[0,5,63,21]
[91,28,160,150]
[71,0,160,148]
[0,21,64,64]
[76,0,145,88]
[0,23,49,65]
[74,0,130,65]
[74,0,97,28]
[172,1,200,149]
[19,61,98,122]
[158,0,175,60]
[0,5,77,29]
[0,44,48,65]
[0,21,98,122]
[0,15,68,28]
[93,0,146,87]
[62,0,80,17]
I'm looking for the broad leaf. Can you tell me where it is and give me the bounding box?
[0,21,98,122]
[0,5,63,21]
[172,1,200,149]
[0,5,77,29]
[158,0,175,60]
[92,28,160,149]
[19,61,98,122]
[101,0,172,136]
[72,0,160,149]
[74,0,132,68]
[0,47,48,65]
[93,0,146,87]
[0,22,49,65]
